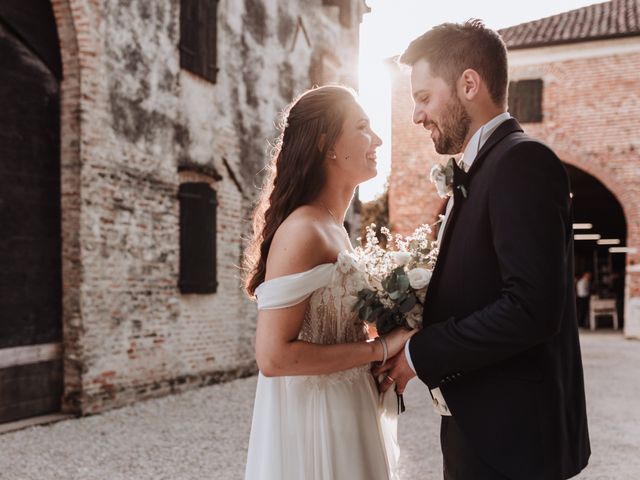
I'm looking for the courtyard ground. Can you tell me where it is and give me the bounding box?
[0,331,638,479]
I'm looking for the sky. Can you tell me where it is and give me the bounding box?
[357,0,604,201]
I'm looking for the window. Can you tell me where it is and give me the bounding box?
[178,182,218,294]
[508,79,543,123]
[180,0,219,83]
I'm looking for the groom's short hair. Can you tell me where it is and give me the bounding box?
[400,19,508,107]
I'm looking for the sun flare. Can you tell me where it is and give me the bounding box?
[357,0,605,202]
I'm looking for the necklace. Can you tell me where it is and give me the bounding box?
[318,200,343,227]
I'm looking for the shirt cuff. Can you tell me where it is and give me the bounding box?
[404,338,416,374]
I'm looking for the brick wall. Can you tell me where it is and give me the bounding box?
[390,36,640,339]
[51,0,365,415]
[389,63,448,236]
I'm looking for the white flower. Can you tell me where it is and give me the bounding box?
[406,305,423,329]
[369,276,384,292]
[390,251,412,267]
[407,267,432,290]
[380,295,395,310]
[430,164,452,198]
[337,252,357,273]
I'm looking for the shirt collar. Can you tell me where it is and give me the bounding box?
[460,112,511,171]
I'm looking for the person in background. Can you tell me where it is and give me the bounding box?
[576,271,592,328]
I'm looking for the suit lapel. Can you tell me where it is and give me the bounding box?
[423,188,464,308]
[422,118,524,312]
[465,118,523,181]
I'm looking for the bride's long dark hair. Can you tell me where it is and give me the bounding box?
[243,85,357,297]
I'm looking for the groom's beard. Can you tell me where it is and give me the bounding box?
[430,95,471,155]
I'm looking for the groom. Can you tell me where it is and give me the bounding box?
[375,20,590,479]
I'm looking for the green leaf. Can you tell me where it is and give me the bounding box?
[385,275,397,293]
[399,294,417,313]
[396,273,410,292]
[389,290,402,300]
[358,288,375,299]
[376,311,395,335]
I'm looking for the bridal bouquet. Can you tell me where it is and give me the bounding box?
[352,223,438,334]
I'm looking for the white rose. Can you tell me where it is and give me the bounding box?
[390,251,412,267]
[407,267,432,290]
[430,164,452,198]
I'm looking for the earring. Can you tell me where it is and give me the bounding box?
[329,151,337,160]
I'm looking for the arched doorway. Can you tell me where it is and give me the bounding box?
[566,163,627,330]
[0,2,63,423]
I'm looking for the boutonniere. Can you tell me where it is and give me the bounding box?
[430,158,468,199]
[429,158,454,198]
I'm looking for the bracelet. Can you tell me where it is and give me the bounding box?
[377,336,388,367]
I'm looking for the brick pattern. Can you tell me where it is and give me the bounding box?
[49,0,364,415]
[51,0,85,414]
[499,0,640,50]
[389,66,449,237]
[390,39,640,337]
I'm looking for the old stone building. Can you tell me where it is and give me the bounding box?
[0,0,368,426]
[389,0,640,338]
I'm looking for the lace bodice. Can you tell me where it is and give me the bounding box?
[256,251,369,345]
[299,252,369,345]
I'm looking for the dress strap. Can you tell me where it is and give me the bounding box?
[255,263,335,310]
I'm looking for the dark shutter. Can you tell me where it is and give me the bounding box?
[508,79,543,123]
[178,183,218,294]
[180,0,219,83]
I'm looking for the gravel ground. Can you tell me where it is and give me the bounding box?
[0,331,638,480]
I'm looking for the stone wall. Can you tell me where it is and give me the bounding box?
[51,0,366,415]
[389,36,640,339]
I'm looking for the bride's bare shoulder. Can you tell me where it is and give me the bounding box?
[265,206,334,280]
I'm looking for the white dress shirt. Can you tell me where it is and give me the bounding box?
[404,111,511,416]
[576,277,590,298]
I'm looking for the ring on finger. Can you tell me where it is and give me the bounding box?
[386,375,395,383]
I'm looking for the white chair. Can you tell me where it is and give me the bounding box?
[589,296,619,331]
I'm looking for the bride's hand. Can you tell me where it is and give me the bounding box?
[380,327,417,360]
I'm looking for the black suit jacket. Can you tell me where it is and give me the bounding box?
[411,119,591,479]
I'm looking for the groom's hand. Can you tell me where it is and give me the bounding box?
[372,350,416,395]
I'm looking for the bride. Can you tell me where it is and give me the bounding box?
[243,85,414,480]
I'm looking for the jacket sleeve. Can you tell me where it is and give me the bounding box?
[409,141,572,389]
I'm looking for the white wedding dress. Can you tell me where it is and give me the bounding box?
[245,252,400,480]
